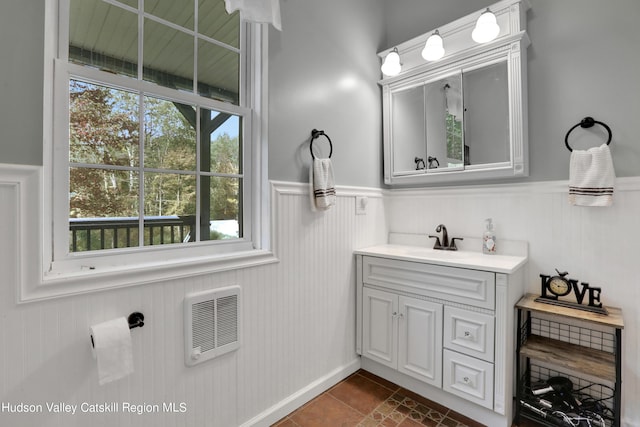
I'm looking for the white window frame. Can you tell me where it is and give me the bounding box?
[31,0,275,301]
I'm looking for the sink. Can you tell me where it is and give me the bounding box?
[355,239,529,274]
[386,245,473,260]
[412,249,471,259]
[402,247,472,259]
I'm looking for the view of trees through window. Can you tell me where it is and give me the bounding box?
[446,113,463,166]
[69,80,241,252]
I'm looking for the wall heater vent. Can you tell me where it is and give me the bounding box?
[184,286,241,366]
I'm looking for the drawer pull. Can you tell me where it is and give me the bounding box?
[464,331,471,337]
[463,376,471,384]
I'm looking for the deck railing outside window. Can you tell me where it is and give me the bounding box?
[69,216,196,252]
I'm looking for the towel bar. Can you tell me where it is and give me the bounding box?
[310,129,333,159]
[564,117,612,152]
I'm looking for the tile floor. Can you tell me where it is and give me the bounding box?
[272,369,499,427]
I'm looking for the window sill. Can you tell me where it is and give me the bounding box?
[23,248,278,303]
[9,161,276,303]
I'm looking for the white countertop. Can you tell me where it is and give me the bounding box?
[354,244,527,274]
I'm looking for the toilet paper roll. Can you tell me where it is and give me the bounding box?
[89,317,134,385]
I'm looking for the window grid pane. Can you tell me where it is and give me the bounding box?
[198,0,240,49]
[144,96,197,171]
[69,167,140,252]
[204,110,241,174]
[204,176,241,241]
[69,0,138,78]
[198,39,240,103]
[69,80,140,167]
[143,18,195,92]
[145,0,195,30]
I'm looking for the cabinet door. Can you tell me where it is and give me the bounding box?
[398,296,443,387]
[362,287,397,368]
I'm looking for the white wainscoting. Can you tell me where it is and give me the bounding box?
[0,166,387,427]
[2,161,638,426]
[385,178,640,426]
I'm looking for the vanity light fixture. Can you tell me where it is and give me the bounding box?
[421,30,445,61]
[381,47,402,76]
[472,8,500,43]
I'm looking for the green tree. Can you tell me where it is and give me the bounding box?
[69,81,139,218]
[143,97,197,217]
[210,132,240,220]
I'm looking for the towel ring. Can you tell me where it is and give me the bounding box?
[564,117,612,152]
[310,129,333,159]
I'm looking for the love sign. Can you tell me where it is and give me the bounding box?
[535,271,607,315]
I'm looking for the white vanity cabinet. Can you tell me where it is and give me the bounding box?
[355,244,527,427]
[363,287,443,387]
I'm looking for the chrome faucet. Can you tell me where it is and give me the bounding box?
[429,224,463,251]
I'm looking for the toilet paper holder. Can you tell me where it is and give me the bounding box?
[90,312,144,348]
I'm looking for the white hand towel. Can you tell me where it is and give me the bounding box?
[224,0,282,31]
[309,158,336,211]
[568,143,615,207]
[90,317,134,385]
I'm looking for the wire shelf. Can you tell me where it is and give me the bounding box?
[530,317,616,353]
[519,364,614,427]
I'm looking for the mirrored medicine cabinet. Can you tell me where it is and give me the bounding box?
[379,0,530,185]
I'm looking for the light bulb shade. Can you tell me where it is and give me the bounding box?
[422,31,445,61]
[381,48,401,76]
[472,9,500,43]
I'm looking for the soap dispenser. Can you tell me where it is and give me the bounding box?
[483,218,496,254]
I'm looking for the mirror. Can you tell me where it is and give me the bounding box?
[463,61,509,168]
[424,73,463,172]
[391,84,426,173]
[380,0,529,185]
[392,73,464,174]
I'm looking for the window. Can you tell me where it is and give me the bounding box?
[43,0,272,286]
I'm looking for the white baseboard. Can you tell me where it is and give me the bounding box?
[239,359,361,427]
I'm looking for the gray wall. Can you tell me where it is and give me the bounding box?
[2,0,639,184]
[0,1,45,166]
[382,0,640,182]
[0,0,386,188]
[268,0,385,187]
[526,0,640,181]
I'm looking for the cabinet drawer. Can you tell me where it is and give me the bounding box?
[443,349,494,409]
[362,256,495,309]
[444,306,495,362]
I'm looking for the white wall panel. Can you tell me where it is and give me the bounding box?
[0,168,386,427]
[6,164,635,425]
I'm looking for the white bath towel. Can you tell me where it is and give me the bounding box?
[310,158,336,211]
[568,143,615,207]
